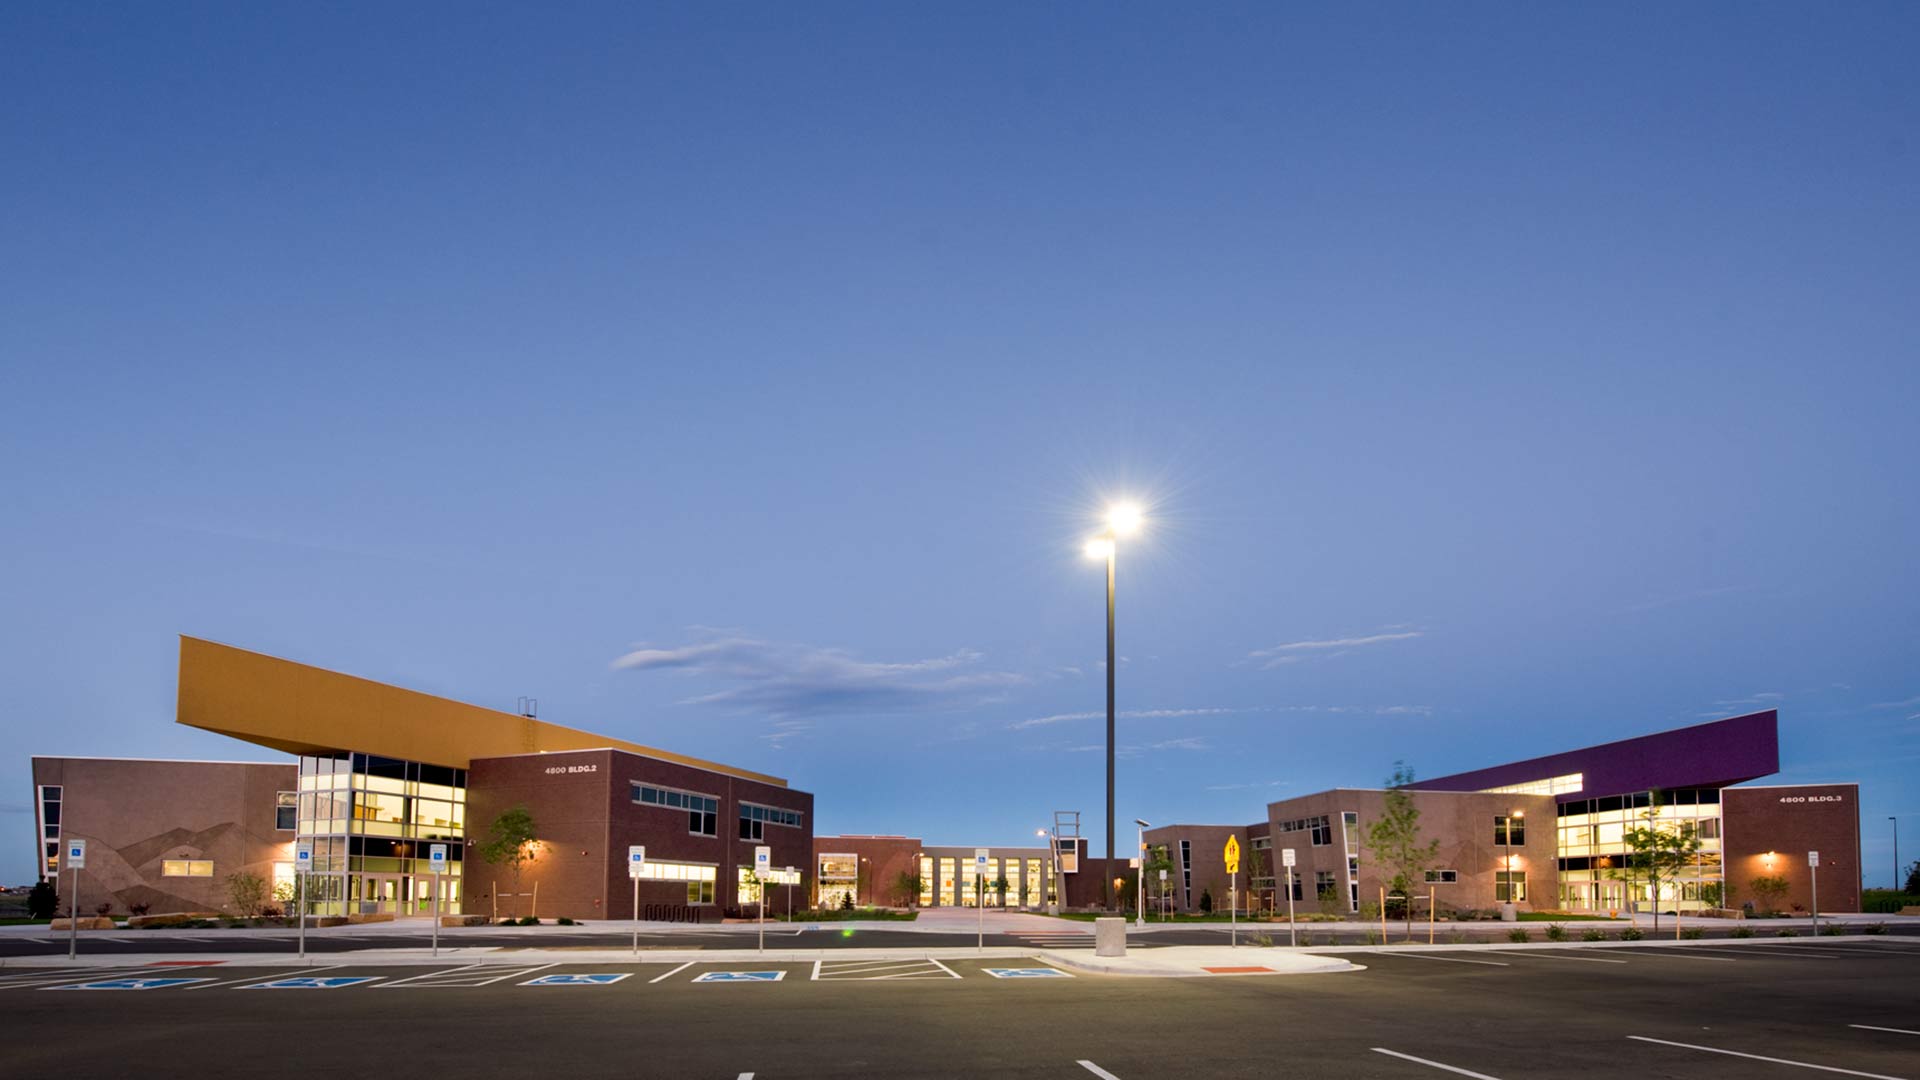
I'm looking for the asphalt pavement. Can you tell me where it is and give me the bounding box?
[2,936,1917,1079]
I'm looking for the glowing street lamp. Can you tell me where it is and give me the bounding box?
[1085,503,1143,912]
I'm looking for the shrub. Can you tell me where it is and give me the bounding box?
[1680,927,1704,939]
[27,881,59,920]
[1448,932,1468,944]
[128,901,150,917]
[1777,928,1799,937]
[1818,924,1845,936]
[840,891,853,911]
[1250,932,1273,947]
[517,915,540,926]
[1545,924,1566,942]
[94,901,114,918]
[557,916,577,926]
[1864,923,1887,935]
[1507,928,1530,943]
[224,871,268,917]
[1200,889,1214,914]
[1731,926,1755,939]
[260,904,281,919]
[1620,927,1644,941]
[1582,929,1607,942]
[499,918,517,925]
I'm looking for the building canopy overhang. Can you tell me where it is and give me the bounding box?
[174,635,786,787]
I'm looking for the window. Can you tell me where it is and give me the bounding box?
[1252,836,1272,850]
[1496,871,1527,902]
[1277,814,1334,846]
[37,785,62,877]
[1481,772,1584,797]
[739,802,803,841]
[162,859,214,877]
[688,880,714,905]
[1424,869,1458,884]
[275,791,297,831]
[1494,815,1526,846]
[1315,870,1337,903]
[818,853,859,881]
[632,784,718,837]
[1179,840,1192,906]
[738,866,802,904]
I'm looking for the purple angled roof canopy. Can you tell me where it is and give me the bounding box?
[1406,711,1779,802]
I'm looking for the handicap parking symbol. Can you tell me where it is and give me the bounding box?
[982,967,1072,979]
[693,970,785,983]
[522,973,632,986]
[241,977,380,990]
[46,978,211,991]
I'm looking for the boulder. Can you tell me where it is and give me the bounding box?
[441,914,488,927]
[347,912,394,924]
[49,917,116,931]
[127,912,224,928]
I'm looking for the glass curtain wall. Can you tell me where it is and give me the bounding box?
[296,753,467,917]
[1556,789,1723,914]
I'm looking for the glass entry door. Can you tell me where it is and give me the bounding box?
[355,873,407,915]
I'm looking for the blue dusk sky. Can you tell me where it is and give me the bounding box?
[2,4,1915,887]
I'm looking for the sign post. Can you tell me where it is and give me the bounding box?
[628,846,646,957]
[295,842,312,959]
[1808,850,1820,935]
[65,839,86,961]
[975,849,989,952]
[428,844,447,957]
[1282,848,1297,947]
[1223,836,1241,949]
[755,845,771,954]
[1157,868,1167,921]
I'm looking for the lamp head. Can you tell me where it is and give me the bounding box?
[1106,503,1144,535]
[1134,819,1151,828]
[1084,536,1115,560]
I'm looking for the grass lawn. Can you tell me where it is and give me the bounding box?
[0,917,52,926]
[1517,912,1615,921]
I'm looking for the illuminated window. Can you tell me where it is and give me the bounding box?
[737,866,802,903]
[1482,773,1584,797]
[275,791,297,831]
[162,860,214,877]
[818,853,858,881]
[1494,815,1526,846]
[1496,871,1527,902]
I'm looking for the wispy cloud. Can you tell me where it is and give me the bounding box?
[1148,736,1211,751]
[1871,695,1920,710]
[1009,706,1249,731]
[1247,630,1422,670]
[1204,780,1290,792]
[612,634,1026,718]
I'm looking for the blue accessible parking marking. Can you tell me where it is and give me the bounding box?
[693,970,786,983]
[45,978,212,991]
[240,977,381,990]
[521,973,632,986]
[982,967,1073,979]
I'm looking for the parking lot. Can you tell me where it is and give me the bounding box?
[1,937,1915,1079]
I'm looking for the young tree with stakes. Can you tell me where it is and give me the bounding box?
[476,804,540,917]
[1365,761,1440,939]
[1618,792,1704,936]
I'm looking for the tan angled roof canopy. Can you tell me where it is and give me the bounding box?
[174,635,786,786]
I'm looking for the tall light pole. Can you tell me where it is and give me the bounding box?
[1134,819,1151,928]
[1892,817,1900,891]
[1086,503,1142,911]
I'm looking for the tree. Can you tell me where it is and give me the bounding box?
[1618,792,1704,936]
[1906,860,1920,895]
[1750,874,1790,914]
[1142,844,1174,918]
[1199,888,1214,914]
[225,871,268,917]
[27,881,58,920]
[891,869,922,908]
[1365,761,1440,939]
[1242,845,1270,916]
[476,804,539,916]
[990,875,1011,907]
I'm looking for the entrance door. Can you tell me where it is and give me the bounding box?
[356,874,406,915]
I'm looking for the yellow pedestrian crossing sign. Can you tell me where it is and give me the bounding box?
[1224,835,1241,874]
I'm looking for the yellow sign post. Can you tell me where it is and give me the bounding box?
[1224,835,1241,947]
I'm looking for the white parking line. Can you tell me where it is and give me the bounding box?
[1850,1025,1920,1036]
[1375,953,1509,967]
[374,964,483,987]
[1077,1061,1123,1080]
[1371,1047,1507,1079]
[929,958,961,979]
[1493,950,1627,964]
[1740,945,1848,959]
[649,961,693,984]
[1635,948,1736,962]
[190,966,344,990]
[1626,1035,1908,1079]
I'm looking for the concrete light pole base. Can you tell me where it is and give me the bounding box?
[1094,917,1127,957]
